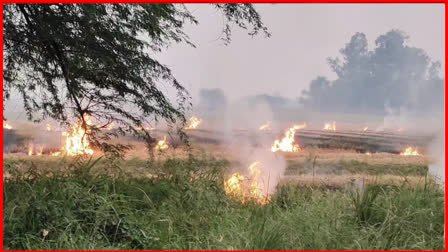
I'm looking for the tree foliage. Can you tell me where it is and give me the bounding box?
[300,30,444,116]
[3,4,269,153]
[197,88,228,119]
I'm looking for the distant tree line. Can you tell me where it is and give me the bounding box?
[299,30,444,116]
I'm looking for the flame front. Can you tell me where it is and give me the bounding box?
[25,117,93,156]
[400,147,420,156]
[154,136,169,150]
[27,143,44,156]
[28,142,34,156]
[185,116,201,130]
[3,121,12,129]
[224,161,270,205]
[363,126,368,131]
[106,122,114,130]
[224,172,244,198]
[323,122,336,131]
[271,124,306,153]
[62,115,94,156]
[259,122,271,131]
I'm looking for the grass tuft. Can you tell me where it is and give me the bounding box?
[3,155,444,250]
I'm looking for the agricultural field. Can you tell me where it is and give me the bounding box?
[2,4,445,251]
[3,127,445,250]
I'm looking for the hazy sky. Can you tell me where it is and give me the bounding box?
[157,4,445,103]
[4,4,445,119]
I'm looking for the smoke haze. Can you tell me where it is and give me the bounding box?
[3,4,444,185]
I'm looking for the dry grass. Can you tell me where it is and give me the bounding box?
[281,174,427,189]
[4,139,429,190]
[281,148,428,165]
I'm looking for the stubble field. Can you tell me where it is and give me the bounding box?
[3,131,444,250]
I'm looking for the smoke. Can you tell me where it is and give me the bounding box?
[219,97,287,198]
[297,29,445,185]
[428,130,445,184]
[3,120,64,154]
[196,88,228,121]
[247,148,287,195]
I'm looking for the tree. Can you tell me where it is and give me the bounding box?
[197,88,228,119]
[3,4,269,153]
[300,30,444,115]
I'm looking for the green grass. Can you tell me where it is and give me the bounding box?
[287,159,428,176]
[3,155,444,250]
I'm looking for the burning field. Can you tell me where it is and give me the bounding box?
[2,117,444,251]
[2,2,444,250]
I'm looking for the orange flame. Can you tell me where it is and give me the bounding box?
[397,128,403,132]
[27,143,44,156]
[36,147,43,156]
[28,142,34,156]
[106,122,114,130]
[154,136,169,150]
[62,115,94,156]
[323,122,336,131]
[185,116,201,130]
[400,147,420,156]
[136,125,155,131]
[363,126,368,131]
[3,121,12,129]
[25,116,93,156]
[271,124,306,153]
[259,122,271,131]
[224,161,270,205]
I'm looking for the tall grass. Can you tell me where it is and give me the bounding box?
[3,155,444,250]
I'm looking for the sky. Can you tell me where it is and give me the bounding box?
[156,4,445,103]
[4,4,445,119]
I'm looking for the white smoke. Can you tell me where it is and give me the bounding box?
[247,148,287,195]
[378,102,445,185]
[428,127,445,184]
[222,99,287,197]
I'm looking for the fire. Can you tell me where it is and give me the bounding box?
[397,128,403,132]
[136,126,155,131]
[3,121,12,129]
[27,143,44,156]
[154,136,169,150]
[363,126,368,131]
[259,122,271,131]
[224,173,244,198]
[224,161,270,205]
[185,116,201,130]
[323,122,336,131]
[106,122,114,130]
[271,124,306,152]
[25,116,94,156]
[62,115,94,156]
[400,147,420,156]
[36,147,43,156]
[28,142,34,156]
[365,152,372,156]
